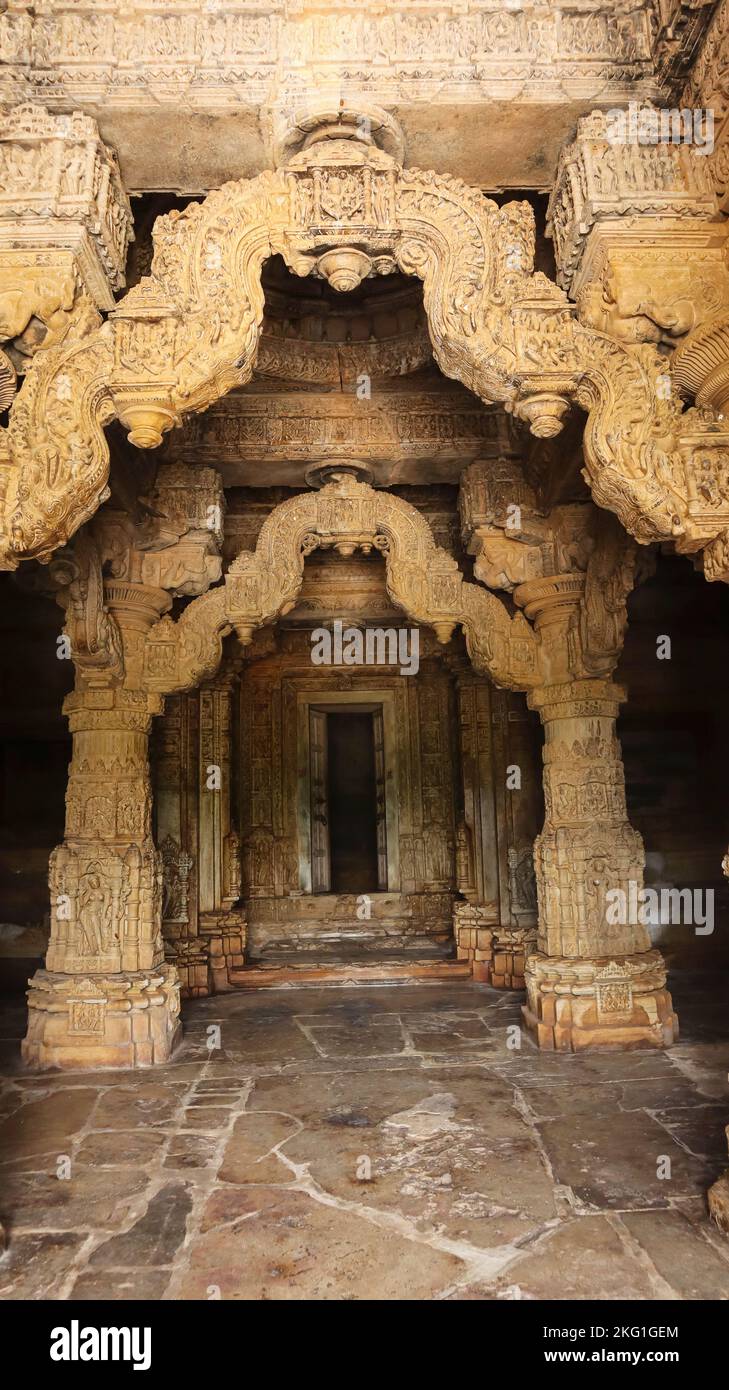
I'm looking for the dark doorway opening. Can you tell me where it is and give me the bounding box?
[327,711,379,893]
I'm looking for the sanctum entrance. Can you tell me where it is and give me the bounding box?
[308,705,385,896]
[152,534,543,985]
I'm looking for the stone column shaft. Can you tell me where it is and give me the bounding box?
[23,680,181,1067]
[197,666,245,990]
[523,679,677,1051]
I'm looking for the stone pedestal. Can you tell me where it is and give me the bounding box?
[22,966,180,1070]
[709,1127,729,1235]
[489,926,537,990]
[453,900,496,982]
[453,901,536,988]
[523,951,677,1052]
[523,679,677,1051]
[23,687,182,1069]
[205,914,247,993]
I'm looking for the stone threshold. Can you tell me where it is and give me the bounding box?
[228,959,472,988]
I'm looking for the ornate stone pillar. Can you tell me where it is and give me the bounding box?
[21,464,225,1066]
[460,460,677,1047]
[524,674,677,1052]
[23,683,181,1069]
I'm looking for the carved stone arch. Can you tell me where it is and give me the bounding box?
[0,129,706,569]
[141,475,538,698]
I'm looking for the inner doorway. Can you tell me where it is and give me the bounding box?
[309,705,387,894]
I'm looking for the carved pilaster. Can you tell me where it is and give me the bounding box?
[198,663,246,991]
[451,665,540,989]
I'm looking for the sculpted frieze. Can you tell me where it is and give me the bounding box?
[0,4,655,116]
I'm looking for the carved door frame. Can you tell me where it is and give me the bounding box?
[296,690,401,895]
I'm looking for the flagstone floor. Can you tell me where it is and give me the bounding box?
[0,973,728,1301]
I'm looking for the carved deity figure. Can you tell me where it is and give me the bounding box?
[77,872,110,956]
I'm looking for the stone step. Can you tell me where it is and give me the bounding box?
[228,957,471,988]
[250,931,453,960]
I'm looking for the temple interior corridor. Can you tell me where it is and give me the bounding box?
[4,0,729,1324]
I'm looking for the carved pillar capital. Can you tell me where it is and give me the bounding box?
[62,684,164,732]
[548,108,729,417]
[548,107,725,311]
[526,677,625,723]
[0,103,132,303]
[0,102,133,412]
[515,575,584,683]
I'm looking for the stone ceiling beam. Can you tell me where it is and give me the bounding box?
[0,2,665,194]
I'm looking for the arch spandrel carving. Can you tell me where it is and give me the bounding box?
[0,128,724,570]
[142,475,539,697]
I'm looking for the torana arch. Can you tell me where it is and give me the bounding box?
[141,473,538,697]
[2,124,728,574]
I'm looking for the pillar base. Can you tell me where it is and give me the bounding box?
[453,903,536,988]
[489,926,537,990]
[522,950,677,1051]
[22,964,181,1070]
[164,936,211,999]
[203,911,247,994]
[709,1174,729,1234]
[708,1126,729,1234]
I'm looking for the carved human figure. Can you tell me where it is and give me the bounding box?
[77,872,109,956]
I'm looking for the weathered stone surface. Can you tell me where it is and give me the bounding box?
[90,1084,188,1131]
[88,1183,193,1268]
[218,1114,300,1185]
[1,982,729,1296]
[1,1167,150,1232]
[77,1130,167,1168]
[0,1231,84,1300]
[486,1216,669,1303]
[175,1187,465,1301]
[621,1209,729,1300]
[0,1088,98,1162]
[537,1110,713,1209]
[163,1135,220,1171]
[70,1269,172,1301]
